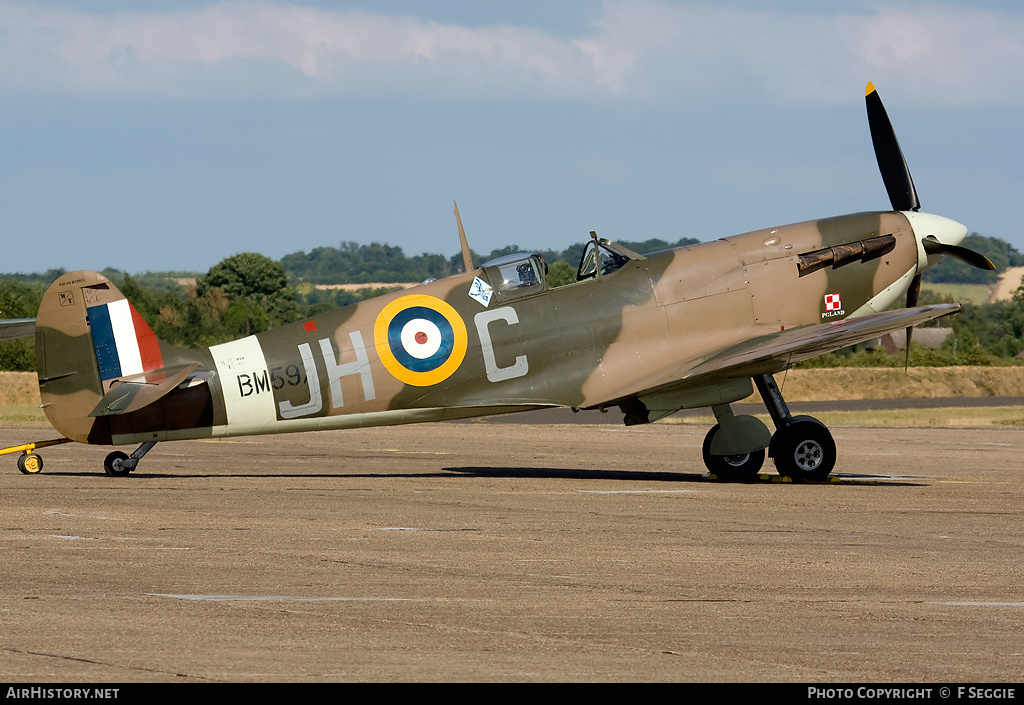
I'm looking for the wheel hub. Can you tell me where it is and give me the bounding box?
[793,440,823,471]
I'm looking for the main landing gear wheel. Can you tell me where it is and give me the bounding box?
[769,416,836,482]
[104,451,132,477]
[702,424,765,481]
[17,453,43,475]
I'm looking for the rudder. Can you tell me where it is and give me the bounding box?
[35,271,164,443]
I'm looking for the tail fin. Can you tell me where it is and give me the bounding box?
[35,271,164,443]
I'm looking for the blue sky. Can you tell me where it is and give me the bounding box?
[1,0,1022,273]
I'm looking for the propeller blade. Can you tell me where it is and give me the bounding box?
[866,82,921,212]
[906,273,921,309]
[921,237,996,270]
[904,273,922,370]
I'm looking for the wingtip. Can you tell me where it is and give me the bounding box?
[865,81,876,97]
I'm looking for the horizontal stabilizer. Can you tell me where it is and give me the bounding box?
[89,363,201,417]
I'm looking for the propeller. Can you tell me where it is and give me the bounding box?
[865,82,994,368]
[904,236,995,366]
[921,236,995,271]
[903,272,923,370]
[866,81,920,213]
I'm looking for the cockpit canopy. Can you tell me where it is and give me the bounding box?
[480,252,548,300]
[576,240,632,280]
[476,239,644,300]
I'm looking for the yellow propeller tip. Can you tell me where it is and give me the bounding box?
[865,81,876,96]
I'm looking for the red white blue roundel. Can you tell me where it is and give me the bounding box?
[374,295,468,386]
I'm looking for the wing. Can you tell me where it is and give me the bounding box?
[613,303,960,405]
[0,318,35,340]
[685,303,959,381]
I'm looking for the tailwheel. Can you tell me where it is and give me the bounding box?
[702,424,765,481]
[769,416,836,482]
[102,442,156,477]
[104,451,132,477]
[17,453,43,475]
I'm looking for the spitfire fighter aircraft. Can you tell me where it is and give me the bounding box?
[2,84,993,480]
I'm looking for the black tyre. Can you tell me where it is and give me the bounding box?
[18,453,43,475]
[104,451,132,477]
[702,424,766,480]
[769,416,836,481]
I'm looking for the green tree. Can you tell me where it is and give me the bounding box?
[0,279,46,371]
[203,252,289,300]
[199,253,299,335]
[923,233,1024,285]
[546,260,576,288]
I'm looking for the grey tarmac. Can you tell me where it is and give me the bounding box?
[1,421,1022,682]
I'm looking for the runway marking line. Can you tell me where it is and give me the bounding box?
[577,489,698,494]
[50,535,94,540]
[146,594,432,602]
[934,602,1024,607]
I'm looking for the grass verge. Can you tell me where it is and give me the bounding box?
[660,407,1024,429]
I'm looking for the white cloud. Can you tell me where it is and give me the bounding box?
[0,1,602,98]
[574,1,1024,106]
[0,1,1022,105]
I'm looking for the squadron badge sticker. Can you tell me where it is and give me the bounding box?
[468,277,493,307]
[374,295,468,386]
[822,292,844,318]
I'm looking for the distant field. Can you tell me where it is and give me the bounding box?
[664,406,1024,429]
[0,372,46,425]
[921,283,992,305]
[920,266,1024,306]
[313,282,415,291]
[990,266,1024,301]
[772,365,1024,401]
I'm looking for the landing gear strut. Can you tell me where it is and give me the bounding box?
[104,442,157,477]
[754,374,836,481]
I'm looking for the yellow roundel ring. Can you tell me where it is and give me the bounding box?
[373,294,468,387]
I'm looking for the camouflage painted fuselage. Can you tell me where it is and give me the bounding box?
[35,209,936,446]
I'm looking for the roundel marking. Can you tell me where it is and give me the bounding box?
[374,295,468,386]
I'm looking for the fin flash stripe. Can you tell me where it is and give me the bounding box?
[88,299,164,381]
